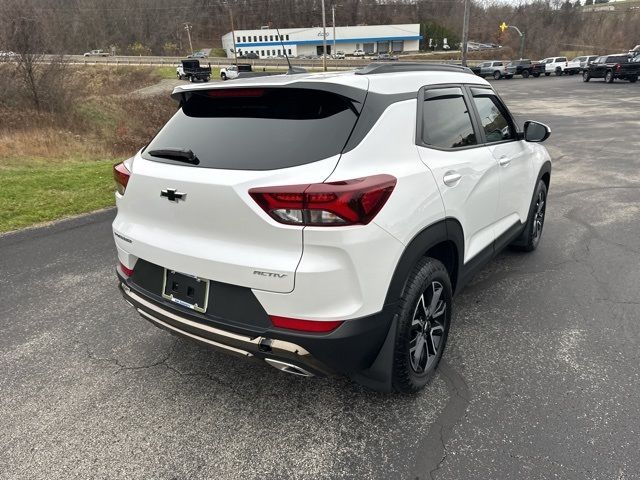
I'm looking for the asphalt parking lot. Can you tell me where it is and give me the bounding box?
[1,75,639,479]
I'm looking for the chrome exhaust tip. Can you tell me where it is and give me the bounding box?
[265,358,314,377]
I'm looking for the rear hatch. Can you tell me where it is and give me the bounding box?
[113,79,367,293]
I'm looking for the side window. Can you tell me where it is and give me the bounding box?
[421,89,477,149]
[472,94,515,143]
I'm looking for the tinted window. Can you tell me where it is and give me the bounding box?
[472,95,514,143]
[607,55,628,63]
[422,94,476,149]
[143,89,359,170]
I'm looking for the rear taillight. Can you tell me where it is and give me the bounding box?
[113,162,130,195]
[615,63,622,70]
[119,261,134,277]
[249,174,396,226]
[270,315,343,333]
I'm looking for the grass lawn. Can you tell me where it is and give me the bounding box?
[0,157,116,233]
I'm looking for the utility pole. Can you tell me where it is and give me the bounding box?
[184,23,194,55]
[228,6,238,65]
[461,0,470,66]
[332,4,337,59]
[321,0,327,71]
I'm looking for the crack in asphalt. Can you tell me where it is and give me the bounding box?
[564,207,640,256]
[82,338,251,399]
[552,185,640,200]
[411,360,470,480]
[83,338,179,372]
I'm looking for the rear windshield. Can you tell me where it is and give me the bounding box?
[607,55,629,63]
[142,88,359,170]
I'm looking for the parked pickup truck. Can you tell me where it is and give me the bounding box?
[504,59,545,78]
[474,60,507,79]
[219,64,253,80]
[583,54,640,83]
[540,57,579,76]
[176,59,212,82]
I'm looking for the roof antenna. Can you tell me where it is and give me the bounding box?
[276,27,306,75]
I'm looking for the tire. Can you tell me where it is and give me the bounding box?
[533,72,540,78]
[629,76,638,83]
[555,68,563,76]
[493,70,502,80]
[221,73,227,81]
[511,179,548,252]
[505,75,513,79]
[392,257,452,394]
[605,70,614,83]
[545,72,551,77]
[522,70,530,78]
[583,71,591,82]
[569,70,575,76]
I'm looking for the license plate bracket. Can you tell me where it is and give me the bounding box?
[162,269,210,314]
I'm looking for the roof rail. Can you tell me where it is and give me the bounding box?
[355,62,473,75]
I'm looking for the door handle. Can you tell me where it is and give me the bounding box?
[498,156,511,167]
[443,172,462,186]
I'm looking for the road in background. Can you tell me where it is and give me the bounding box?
[1,76,639,479]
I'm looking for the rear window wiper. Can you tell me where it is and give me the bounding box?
[147,148,200,165]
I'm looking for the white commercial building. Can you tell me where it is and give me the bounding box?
[221,24,422,59]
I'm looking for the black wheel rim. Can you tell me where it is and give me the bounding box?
[533,188,546,242]
[409,281,447,374]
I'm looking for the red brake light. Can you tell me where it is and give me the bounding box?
[113,162,130,195]
[615,63,621,70]
[119,261,134,277]
[270,315,344,333]
[249,174,396,226]
[208,88,265,98]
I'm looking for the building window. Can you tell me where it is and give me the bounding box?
[391,40,404,52]
[237,37,240,43]
[253,36,257,42]
[286,35,289,40]
[270,35,273,41]
[261,50,265,56]
[288,49,292,55]
[259,36,262,41]
[242,36,246,42]
[278,49,281,55]
[272,49,276,56]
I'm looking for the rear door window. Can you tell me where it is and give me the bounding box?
[420,88,477,149]
[142,88,359,170]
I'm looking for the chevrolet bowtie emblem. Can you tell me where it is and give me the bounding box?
[160,189,186,202]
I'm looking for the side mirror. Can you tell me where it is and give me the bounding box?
[523,121,551,142]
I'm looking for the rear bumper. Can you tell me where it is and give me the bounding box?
[117,272,396,379]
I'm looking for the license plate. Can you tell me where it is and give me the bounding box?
[162,269,210,314]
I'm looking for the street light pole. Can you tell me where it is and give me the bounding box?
[332,4,336,59]
[228,6,238,65]
[461,0,470,66]
[321,0,327,71]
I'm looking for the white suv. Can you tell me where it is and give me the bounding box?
[112,63,552,393]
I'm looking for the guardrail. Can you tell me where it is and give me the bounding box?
[53,54,464,69]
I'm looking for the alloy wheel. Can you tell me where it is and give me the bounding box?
[533,189,546,242]
[409,281,447,374]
